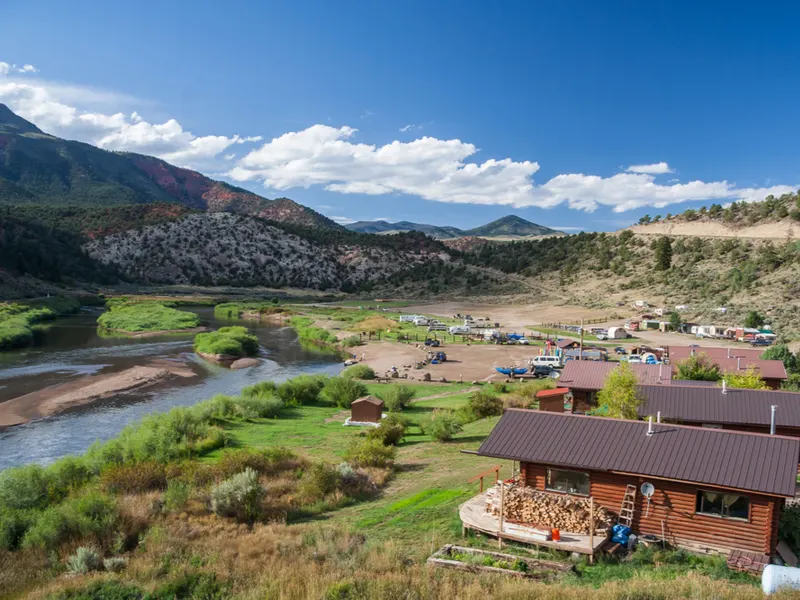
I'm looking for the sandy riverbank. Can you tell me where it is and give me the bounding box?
[0,359,197,428]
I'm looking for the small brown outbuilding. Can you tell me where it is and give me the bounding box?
[351,396,384,423]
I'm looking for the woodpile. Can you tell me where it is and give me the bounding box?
[485,483,613,535]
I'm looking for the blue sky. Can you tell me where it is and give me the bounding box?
[2,1,799,231]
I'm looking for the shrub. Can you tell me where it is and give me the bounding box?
[162,480,190,513]
[342,336,363,348]
[323,377,367,408]
[341,364,376,380]
[100,461,167,493]
[235,394,284,419]
[367,414,408,446]
[214,447,298,479]
[103,556,127,573]
[277,375,326,405]
[241,381,278,398]
[210,468,264,523]
[344,439,396,468]
[780,503,800,552]
[425,410,463,442]
[0,464,50,510]
[0,509,35,551]
[468,390,504,418]
[151,572,229,600]
[65,546,101,575]
[325,581,358,600]
[22,491,118,551]
[380,385,416,411]
[502,394,531,409]
[299,462,339,501]
[46,457,93,503]
[336,463,375,498]
[491,382,508,394]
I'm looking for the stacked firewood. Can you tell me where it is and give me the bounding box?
[485,483,613,535]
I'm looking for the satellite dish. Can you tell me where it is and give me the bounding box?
[641,482,655,498]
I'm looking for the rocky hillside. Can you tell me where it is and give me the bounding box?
[0,105,339,230]
[85,213,451,290]
[629,191,800,239]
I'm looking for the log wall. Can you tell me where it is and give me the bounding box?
[520,462,780,555]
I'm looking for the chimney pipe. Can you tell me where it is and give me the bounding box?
[737,357,741,370]
[722,380,727,394]
[771,405,778,435]
[727,347,731,358]
[647,416,654,436]
[657,411,661,424]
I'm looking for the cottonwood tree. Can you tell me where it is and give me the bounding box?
[723,366,769,390]
[675,353,721,381]
[597,362,642,420]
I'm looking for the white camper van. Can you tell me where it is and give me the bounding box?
[531,355,563,368]
[449,325,471,335]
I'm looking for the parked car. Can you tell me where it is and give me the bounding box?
[614,347,627,355]
[424,339,440,347]
[427,324,447,332]
[596,334,608,341]
[433,351,447,362]
[532,365,559,378]
[626,355,643,364]
[517,337,530,345]
[751,339,772,347]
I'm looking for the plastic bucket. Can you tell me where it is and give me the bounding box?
[551,528,560,542]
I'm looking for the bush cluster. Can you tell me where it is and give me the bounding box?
[344,439,396,468]
[97,301,201,333]
[341,364,376,380]
[468,390,504,418]
[210,468,264,523]
[367,414,408,446]
[323,376,368,408]
[380,385,416,411]
[194,326,260,357]
[423,410,463,442]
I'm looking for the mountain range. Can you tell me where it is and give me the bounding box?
[346,215,560,239]
[0,104,339,230]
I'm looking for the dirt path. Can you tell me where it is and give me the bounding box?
[0,359,196,428]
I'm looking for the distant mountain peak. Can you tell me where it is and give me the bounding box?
[346,214,560,239]
[0,104,44,135]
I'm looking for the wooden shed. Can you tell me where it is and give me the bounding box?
[472,410,799,556]
[536,387,569,412]
[351,396,384,423]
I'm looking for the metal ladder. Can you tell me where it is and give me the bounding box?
[618,484,636,527]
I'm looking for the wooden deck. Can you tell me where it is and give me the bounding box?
[459,492,608,555]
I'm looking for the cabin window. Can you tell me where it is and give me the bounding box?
[546,468,590,496]
[695,490,750,521]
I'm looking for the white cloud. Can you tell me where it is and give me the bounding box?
[399,124,418,132]
[231,125,797,212]
[626,162,674,175]
[0,61,258,171]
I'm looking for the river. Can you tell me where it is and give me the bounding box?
[0,306,342,470]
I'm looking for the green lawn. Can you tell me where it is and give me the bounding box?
[363,382,474,399]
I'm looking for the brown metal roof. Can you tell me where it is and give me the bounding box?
[638,385,800,428]
[668,356,787,380]
[559,361,671,390]
[669,346,765,362]
[352,395,384,406]
[477,410,799,497]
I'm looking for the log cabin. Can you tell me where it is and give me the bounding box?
[637,384,800,437]
[472,410,799,556]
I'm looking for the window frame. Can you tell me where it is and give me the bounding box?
[545,467,591,497]
[694,489,751,522]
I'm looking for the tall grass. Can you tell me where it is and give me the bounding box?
[194,326,259,357]
[214,302,285,320]
[97,302,200,333]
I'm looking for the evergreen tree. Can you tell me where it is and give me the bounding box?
[654,237,672,271]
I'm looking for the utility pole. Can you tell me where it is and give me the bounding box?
[579,317,584,361]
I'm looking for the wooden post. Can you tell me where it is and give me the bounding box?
[498,481,505,549]
[589,496,594,564]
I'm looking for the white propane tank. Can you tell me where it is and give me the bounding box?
[762,564,800,594]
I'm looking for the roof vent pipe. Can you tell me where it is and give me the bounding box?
[647,416,654,436]
[771,405,778,435]
[722,380,727,394]
[727,347,731,358]
[737,357,742,370]
[657,411,661,424]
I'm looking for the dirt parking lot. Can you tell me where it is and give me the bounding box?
[360,340,544,382]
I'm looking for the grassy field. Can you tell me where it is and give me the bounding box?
[97,301,201,333]
[0,376,769,599]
